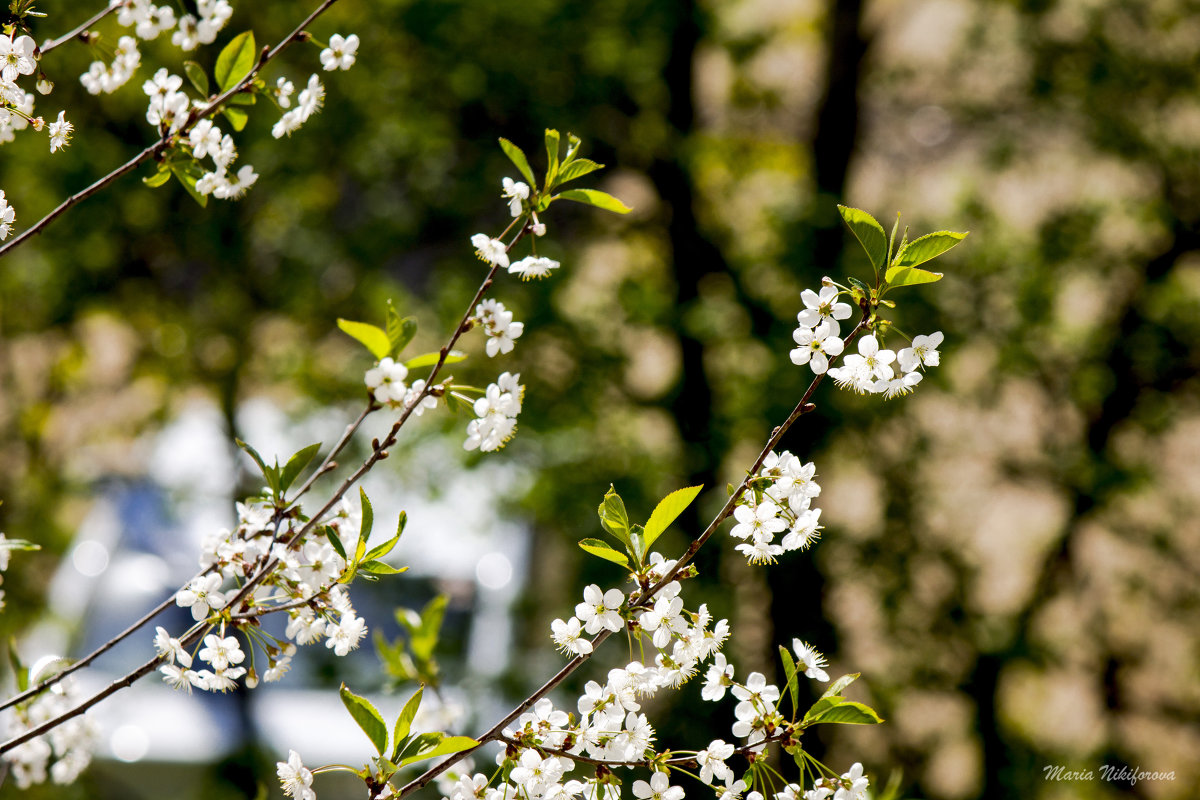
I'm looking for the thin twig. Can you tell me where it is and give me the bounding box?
[39,1,119,54]
[0,0,344,260]
[398,307,874,798]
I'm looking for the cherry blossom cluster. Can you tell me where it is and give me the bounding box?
[789,286,852,376]
[172,0,234,51]
[159,498,369,695]
[364,357,442,415]
[776,763,869,800]
[80,35,141,95]
[4,667,97,789]
[0,31,72,157]
[826,331,942,398]
[464,372,524,452]
[729,449,823,564]
[474,299,525,357]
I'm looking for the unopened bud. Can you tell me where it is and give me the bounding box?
[36,78,53,95]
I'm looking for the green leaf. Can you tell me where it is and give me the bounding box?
[554,158,603,187]
[391,686,424,757]
[544,128,561,189]
[398,735,478,768]
[578,538,631,569]
[808,700,884,725]
[227,91,257,106]
[215,30,257,92]
[358,487,374,551]
[279,442,322,494]
[894,231,967,269]
[403,350,466,369]
[642,485,702,549]
[359,559,408,576]
[554,188,631,214]
[564,132,582,162]
[884,266,943,288]
[340,683,388,756]
[803,695,844,725]
[236,438,279,494]
[323,525,347,561]
[597,485,631,546]
[821,673,860,699]
[837,205,888,271]
[628,523,645,564]
[386,308,418,359]
[183,61,209,96]
[363,511,406,562]
[143,166,171,187]
[169,161,208,208]
[337,319,391,360]
[8,639,26,692]
[778,645,800,716]
[221,105,249,132]
[499,137,536,187]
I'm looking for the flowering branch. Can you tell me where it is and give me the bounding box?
[0,222,528,758]
[395,309,872,799]
[0,0,344,261]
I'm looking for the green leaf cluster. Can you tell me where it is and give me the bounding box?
[338,300,457,371]
[500,130,631,218]
[836,205,968,293]
[236,439,322,501]
[336,489,408,584]
[338,683,478,784]
[581,484,703,572]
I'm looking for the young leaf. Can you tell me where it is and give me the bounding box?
[597,485,631,546]
[398,735,479,768]
[337,319,391,360]
[642,485,703,549]
[7,639,26,692]
[323,525,348,561]
[808,700,884,725]
[564,132,582,162]
[802,695,844,725]
[544,128,561,189]
[143,166,171,187]
[893,231,967,269]
[221,105,249,132]
[236,439,279,494]
[279,442,322,494]
[363,512,405,562]
[628,523,645,565]
[170,161,208,208]
[554,158,603,186]
[403,350,466,369]
[183,61,209,96]
[386,305,418,358]
[884,266,943,288]
[339,683,388,756]
[778,645,800,716]
[837,205,887,271]
[499,138,536,187]
[578,538,631,569]
[821,673,860,699]
[391,686,424,762]
[555,189,631,214]
[359,560,408,576]
[215,30,257,92]
[358,486,374,549]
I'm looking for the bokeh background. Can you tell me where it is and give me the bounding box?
[2,0,1199,798]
